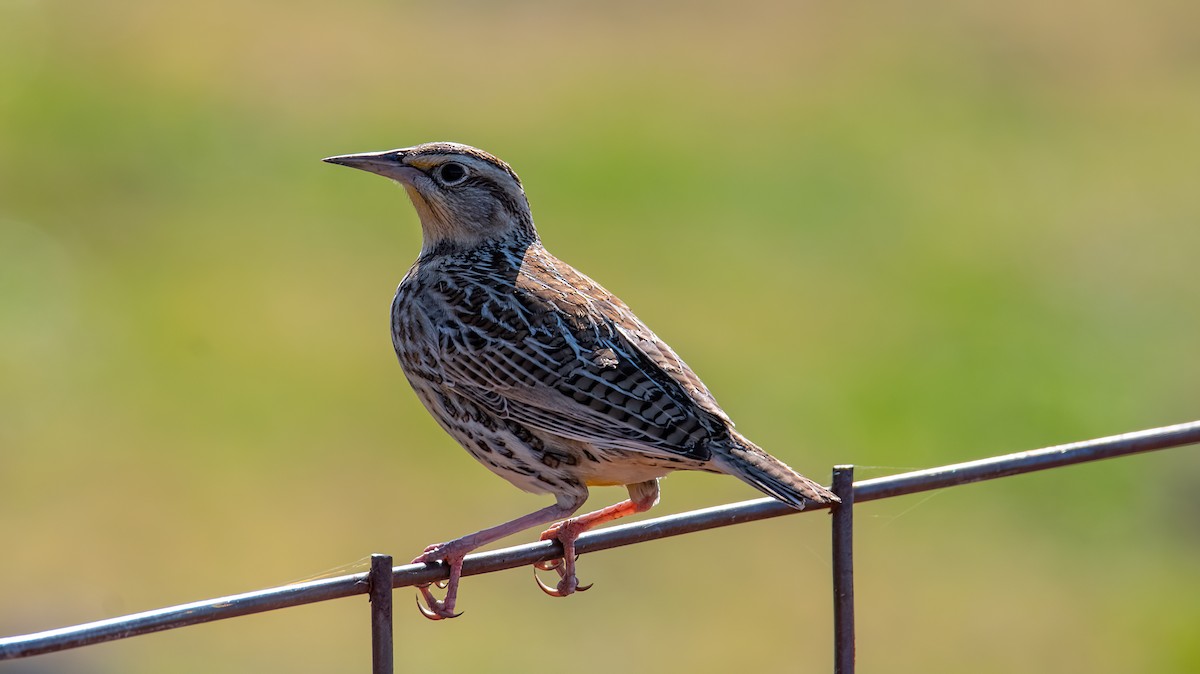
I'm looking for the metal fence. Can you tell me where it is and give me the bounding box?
[3,420,1199,672]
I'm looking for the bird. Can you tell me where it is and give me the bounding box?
[323,142,838,620]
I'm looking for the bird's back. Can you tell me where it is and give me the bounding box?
[392,236,730,460]
[391,234,837,507]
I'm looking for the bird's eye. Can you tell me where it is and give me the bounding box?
[434,162,468,186]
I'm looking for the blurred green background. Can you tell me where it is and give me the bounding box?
[2,1,1198,671]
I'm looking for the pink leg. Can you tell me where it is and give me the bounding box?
[535,479,660,597]
[413,494,585,620]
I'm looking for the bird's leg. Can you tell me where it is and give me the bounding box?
[413,495,585,620]
[535,479,660,598]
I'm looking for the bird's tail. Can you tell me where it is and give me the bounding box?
[712,431,840,510]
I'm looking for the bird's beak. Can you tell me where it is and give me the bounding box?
[322,150,424,184]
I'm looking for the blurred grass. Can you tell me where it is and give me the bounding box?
[2,0,1199,672]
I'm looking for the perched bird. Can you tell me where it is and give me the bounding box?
[323,142,838,620]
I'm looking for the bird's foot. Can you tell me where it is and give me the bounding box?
[412,545,465,620]
[533,521,593,597]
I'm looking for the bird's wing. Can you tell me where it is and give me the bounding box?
[434,250,732,462]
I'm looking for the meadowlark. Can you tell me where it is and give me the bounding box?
[324,142,838,619]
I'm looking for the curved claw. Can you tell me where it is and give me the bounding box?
[533,566,594,597]
[534,568,568,597]
[415,593,463,620]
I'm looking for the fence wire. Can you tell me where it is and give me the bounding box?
[2,420,1198,664]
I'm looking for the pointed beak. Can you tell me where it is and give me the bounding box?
[322,149,424,184]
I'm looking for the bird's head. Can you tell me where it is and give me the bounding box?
[323,142,535,253]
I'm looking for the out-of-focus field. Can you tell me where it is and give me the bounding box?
[2,1,1198,671]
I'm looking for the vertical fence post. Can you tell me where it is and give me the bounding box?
[369,554,394,674]
[831,465,855,674]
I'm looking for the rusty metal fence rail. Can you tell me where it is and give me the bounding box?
[3,420,1199,672]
